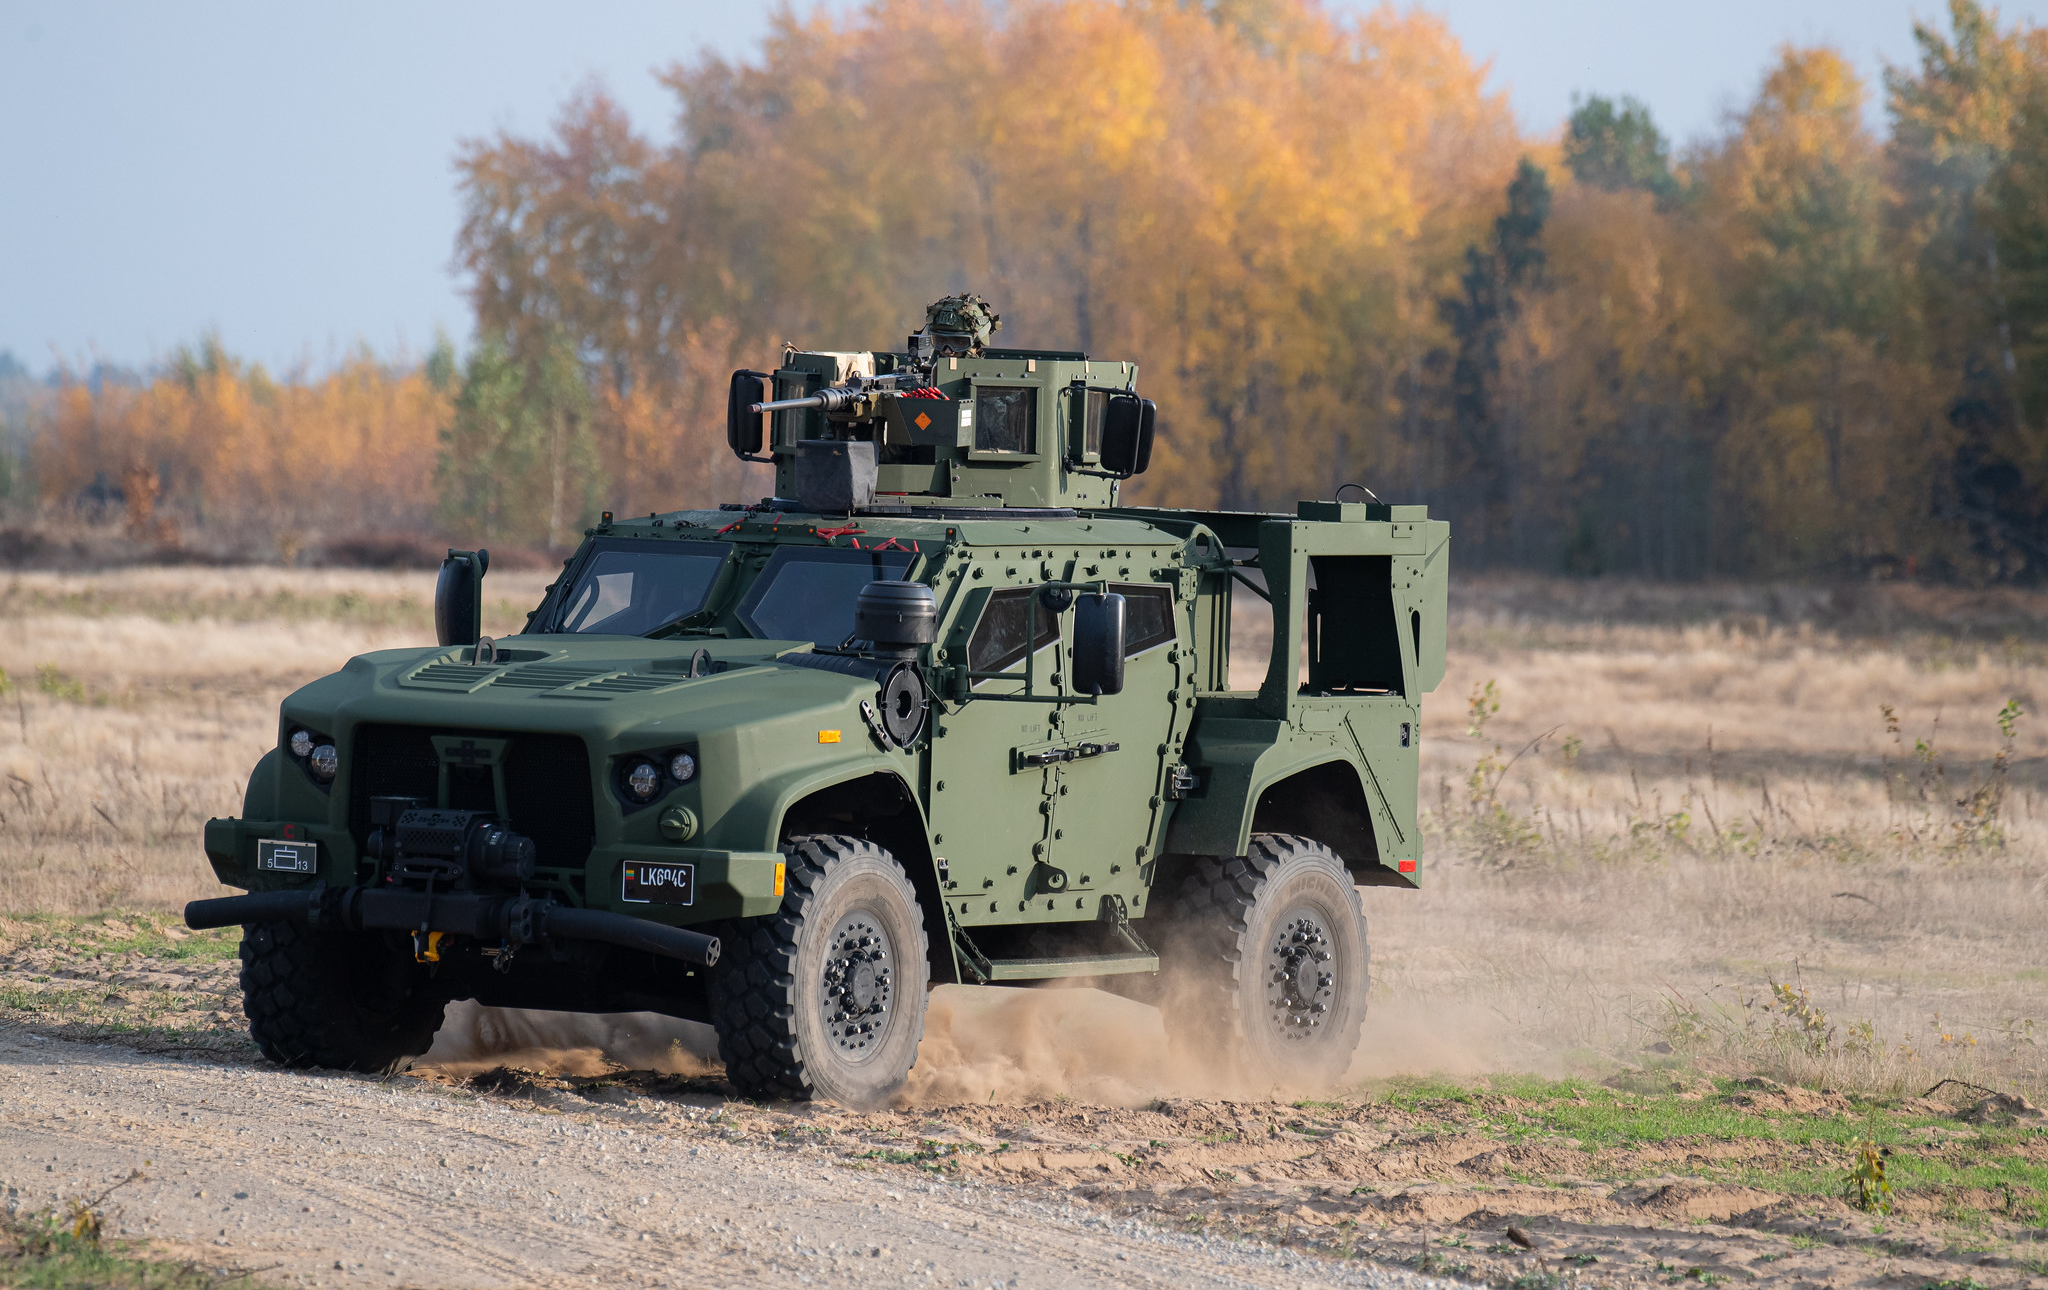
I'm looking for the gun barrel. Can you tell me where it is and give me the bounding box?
[749,383,877,417]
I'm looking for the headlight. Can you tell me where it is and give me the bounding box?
[669,751,697,783]
[289,729,315,758]
[308,744,339,781]
[625,760,662,802]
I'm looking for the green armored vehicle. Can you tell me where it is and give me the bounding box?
[187,297,1449,1107]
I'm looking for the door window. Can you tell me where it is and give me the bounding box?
[1111,583,1177,656]
[967,587,1058,677]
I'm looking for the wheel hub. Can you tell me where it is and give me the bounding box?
[819,912,893,1058]
[1264,911,1335,1042]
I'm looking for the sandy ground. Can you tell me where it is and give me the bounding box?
[0,1025,1468,1290]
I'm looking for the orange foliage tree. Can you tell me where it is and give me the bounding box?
[32,340,447,555]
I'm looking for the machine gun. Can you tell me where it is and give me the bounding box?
[747,369,944,418]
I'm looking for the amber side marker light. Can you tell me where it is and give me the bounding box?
[818,730,841,744]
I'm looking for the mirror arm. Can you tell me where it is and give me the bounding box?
[1229,567,1272,603]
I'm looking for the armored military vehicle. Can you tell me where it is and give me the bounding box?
[187,296,1448,1107]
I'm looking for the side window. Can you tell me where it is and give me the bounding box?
[1112,583,1176,657]
[967,587,1057,676]
[974,386,1036,454]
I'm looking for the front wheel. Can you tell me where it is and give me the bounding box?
[239,921,446,1072]
[1163,833,1369,1090]
[710,835,930,1108]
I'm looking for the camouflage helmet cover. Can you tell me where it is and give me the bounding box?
[921,294,1001,355]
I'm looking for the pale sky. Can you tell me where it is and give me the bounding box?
[4,0,2042,374]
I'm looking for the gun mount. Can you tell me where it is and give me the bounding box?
[727,295,1154,512]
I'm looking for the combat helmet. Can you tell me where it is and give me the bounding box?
[918,293,1001,356]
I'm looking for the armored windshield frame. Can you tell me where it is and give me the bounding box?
[734,545,919,646]
[536,537,735,637]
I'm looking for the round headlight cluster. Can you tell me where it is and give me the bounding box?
[625,760,663,802]
[669,751,697,783]
[287,726,339,785]
[308,744,339,781]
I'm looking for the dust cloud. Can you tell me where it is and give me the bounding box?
[417,981,1529,1107]
[420,1000,721,1079]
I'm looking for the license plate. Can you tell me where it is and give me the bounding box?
[621,862,695,906]
[257,839,318,874]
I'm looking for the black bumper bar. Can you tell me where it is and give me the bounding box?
[184,885,720,967]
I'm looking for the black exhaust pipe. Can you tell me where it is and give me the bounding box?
[183,886,719,967]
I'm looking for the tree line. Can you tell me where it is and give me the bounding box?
[14,0,2048,580]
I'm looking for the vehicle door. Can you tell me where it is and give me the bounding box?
[925,586,1060,928]
[1045,581,1186,913]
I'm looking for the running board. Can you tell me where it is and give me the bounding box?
[984,950,1159,981]
[945,893,1159,984]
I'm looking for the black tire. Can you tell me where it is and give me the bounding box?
[1163,833,1368,1090]
[239,921,446,1073]
[709,835,929,1108]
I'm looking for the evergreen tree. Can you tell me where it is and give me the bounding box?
[1564,95,1679,197]
[1441,158,1551,558]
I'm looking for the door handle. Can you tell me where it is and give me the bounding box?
[1016,741,1120,768]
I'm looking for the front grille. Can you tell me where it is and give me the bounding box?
[502,734,597,871]
[348,724,596,873]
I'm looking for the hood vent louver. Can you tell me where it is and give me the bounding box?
[403,662,502,692]
[490,664,614,690]
[573,673,683,696]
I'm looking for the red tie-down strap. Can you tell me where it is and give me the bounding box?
[867,537,920,552]
[814,526,867,541]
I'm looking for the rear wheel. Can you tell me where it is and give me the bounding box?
[709,835,930,1108]
[1163,833,1368,1089]
[239,921,446,1072]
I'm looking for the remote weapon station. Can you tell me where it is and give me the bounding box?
[189,296,1449,1106]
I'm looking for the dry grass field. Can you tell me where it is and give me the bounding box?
[5,566,2047,1285]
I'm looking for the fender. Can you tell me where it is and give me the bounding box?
[238,747,284,823]
[706,754,920,853]
[1164,715,1417,886]
[709,755,962,983]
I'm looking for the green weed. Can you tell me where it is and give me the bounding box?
[0,1175,277,1288]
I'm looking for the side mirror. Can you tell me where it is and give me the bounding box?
[727,369,773,461]
[1099,396,1157,479]
[435,548,489,647]
[1070,592,1126,696]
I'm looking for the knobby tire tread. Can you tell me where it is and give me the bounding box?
[241,920,423,1071]
[1168,833,1368,1064]
[708,834,927,1102]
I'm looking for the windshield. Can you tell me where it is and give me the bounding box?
[736,547,918,646]
[549,539,729,636]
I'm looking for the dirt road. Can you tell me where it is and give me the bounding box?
[0,1027,1464,1290]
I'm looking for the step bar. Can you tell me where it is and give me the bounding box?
[948,893,1158,983]
[983,950,1159,981]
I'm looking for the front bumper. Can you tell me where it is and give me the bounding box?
[203,816,785,920]
[183,884,720,967]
